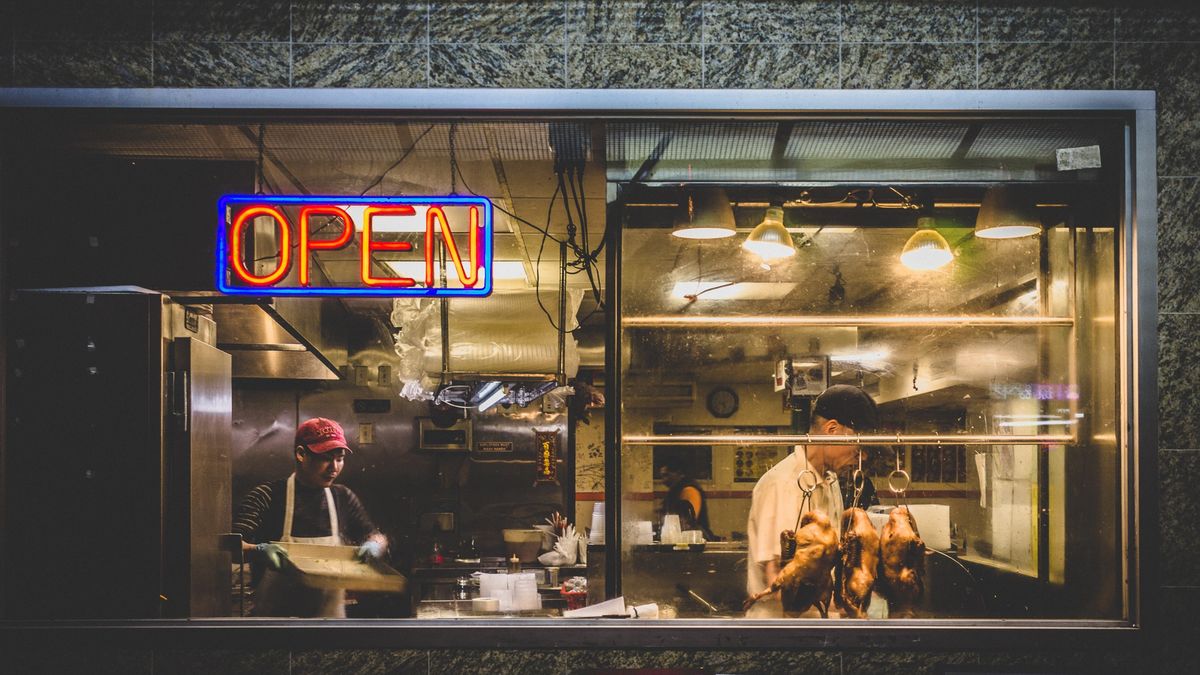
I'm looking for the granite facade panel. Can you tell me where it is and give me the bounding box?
[701,0,840,43]
[1158,177,1200,314]
[294,43,427,87]
[1116,6,1200,42]
[567,0,702,44]
[1159,450,1200,586]
[292,649,428,674]
[979,1,1114,43]
[154,42,290,87]
[292,1,428,43]
[430,43,561,87]
[428,649,842,674]
[13,0,153,42]
[568,43,701,88]
[1116,42,1200,177]
[14,42,152,87]
[841,650,977,674]
[1159,313,1200,451]
[704,43,839,89]
[431,1,565,44]
[841,43,975,89]
[841,0,976,43]
[979,41,1114,89]
[154,649,289,675]
[1,38,11,88]
[7,648,153,675]
[154,0,291,42]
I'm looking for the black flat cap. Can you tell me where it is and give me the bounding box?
[812,384,878,432]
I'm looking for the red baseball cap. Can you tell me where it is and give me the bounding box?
[295,417,351,454]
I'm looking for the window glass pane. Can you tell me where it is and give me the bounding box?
[616,119,1123,620]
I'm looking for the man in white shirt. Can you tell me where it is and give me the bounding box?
[745,385,879,618]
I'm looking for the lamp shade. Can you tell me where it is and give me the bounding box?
[975,185,1042,239]
[900,217,953,271]
[671,188,736,239]
[741,206,795,260]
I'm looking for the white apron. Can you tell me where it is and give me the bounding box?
[746,451,844,619]
[252,474,346,617]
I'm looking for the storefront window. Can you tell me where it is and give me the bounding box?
[615,119,1124,620]
[0,101,1144,631]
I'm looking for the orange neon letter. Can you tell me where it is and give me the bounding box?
[299,206,354,286]
[361,205,416,286]
[425,206,481,288]
[229,205,291,286]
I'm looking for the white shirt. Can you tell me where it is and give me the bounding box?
[745,448,843,617]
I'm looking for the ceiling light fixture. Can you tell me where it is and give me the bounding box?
[742,206,796,260]
[974,185,1042,239]
[671,188,737,239]
[900,217,953,271]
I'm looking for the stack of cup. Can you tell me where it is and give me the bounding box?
[661,514,682,544]
[512,573,541,611]
[635,521,654,545]
[589,502,605,545]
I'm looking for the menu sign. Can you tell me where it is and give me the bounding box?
[217,194,493,297]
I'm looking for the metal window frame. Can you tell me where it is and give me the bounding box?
[0,88,1157,650]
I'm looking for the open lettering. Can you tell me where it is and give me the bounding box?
[218,195,493,297]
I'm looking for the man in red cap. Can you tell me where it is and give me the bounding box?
[233,417,388,617]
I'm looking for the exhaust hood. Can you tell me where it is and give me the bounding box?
[211,297,347,380]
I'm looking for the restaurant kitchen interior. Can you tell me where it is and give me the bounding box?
[1,110,1138,624]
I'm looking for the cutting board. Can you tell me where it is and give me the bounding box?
[274,541,408,593]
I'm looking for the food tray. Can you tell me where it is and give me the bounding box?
[274,541,408,593]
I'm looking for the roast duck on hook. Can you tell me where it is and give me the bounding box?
[877,505,926,618]
[743,510,839,618]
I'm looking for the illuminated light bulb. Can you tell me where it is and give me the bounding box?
[974,185,1042,239]
[900,217,953,271]
[742,206,796,260]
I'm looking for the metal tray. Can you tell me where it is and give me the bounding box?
[274,541,408,593]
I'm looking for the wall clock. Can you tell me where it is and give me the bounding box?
[706,386,739,418]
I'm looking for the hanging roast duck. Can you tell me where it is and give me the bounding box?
[835,507,881,618]
[743,510,839,617]
[877,505,926,617]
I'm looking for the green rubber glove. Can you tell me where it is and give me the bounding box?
[356,539,385,563]
[255,543,288,571]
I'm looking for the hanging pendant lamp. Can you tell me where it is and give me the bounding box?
[974,185,1042,239]
[671,188,737,239]
[900,217,953,271]
[742,206,796,260]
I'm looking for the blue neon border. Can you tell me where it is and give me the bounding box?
[216,194,494,297]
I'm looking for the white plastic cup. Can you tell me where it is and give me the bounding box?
[589,503,606,544]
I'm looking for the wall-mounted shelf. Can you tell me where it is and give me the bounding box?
[623,433,1075,446]
[621,315,1075,328]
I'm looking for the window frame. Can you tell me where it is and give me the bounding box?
[0,88,1157,649]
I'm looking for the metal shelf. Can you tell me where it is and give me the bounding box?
[622,315,1074,328]
[623,433,1075,446]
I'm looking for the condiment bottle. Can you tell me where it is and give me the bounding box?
[507,554,521,573]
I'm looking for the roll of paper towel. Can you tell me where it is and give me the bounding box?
[865,504,951,551]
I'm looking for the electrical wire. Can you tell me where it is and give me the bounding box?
[359,124,435,196]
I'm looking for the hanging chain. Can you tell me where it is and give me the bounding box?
[255,123,266,195]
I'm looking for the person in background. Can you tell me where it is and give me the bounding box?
[658,455,717,542]
[745,385,879,618]
[234,417,388,617]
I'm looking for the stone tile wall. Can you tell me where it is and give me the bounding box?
[3,1,1199,673]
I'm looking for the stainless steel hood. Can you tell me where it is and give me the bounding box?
[212,298,347,380]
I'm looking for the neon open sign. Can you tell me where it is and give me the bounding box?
[217,195,493,297]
